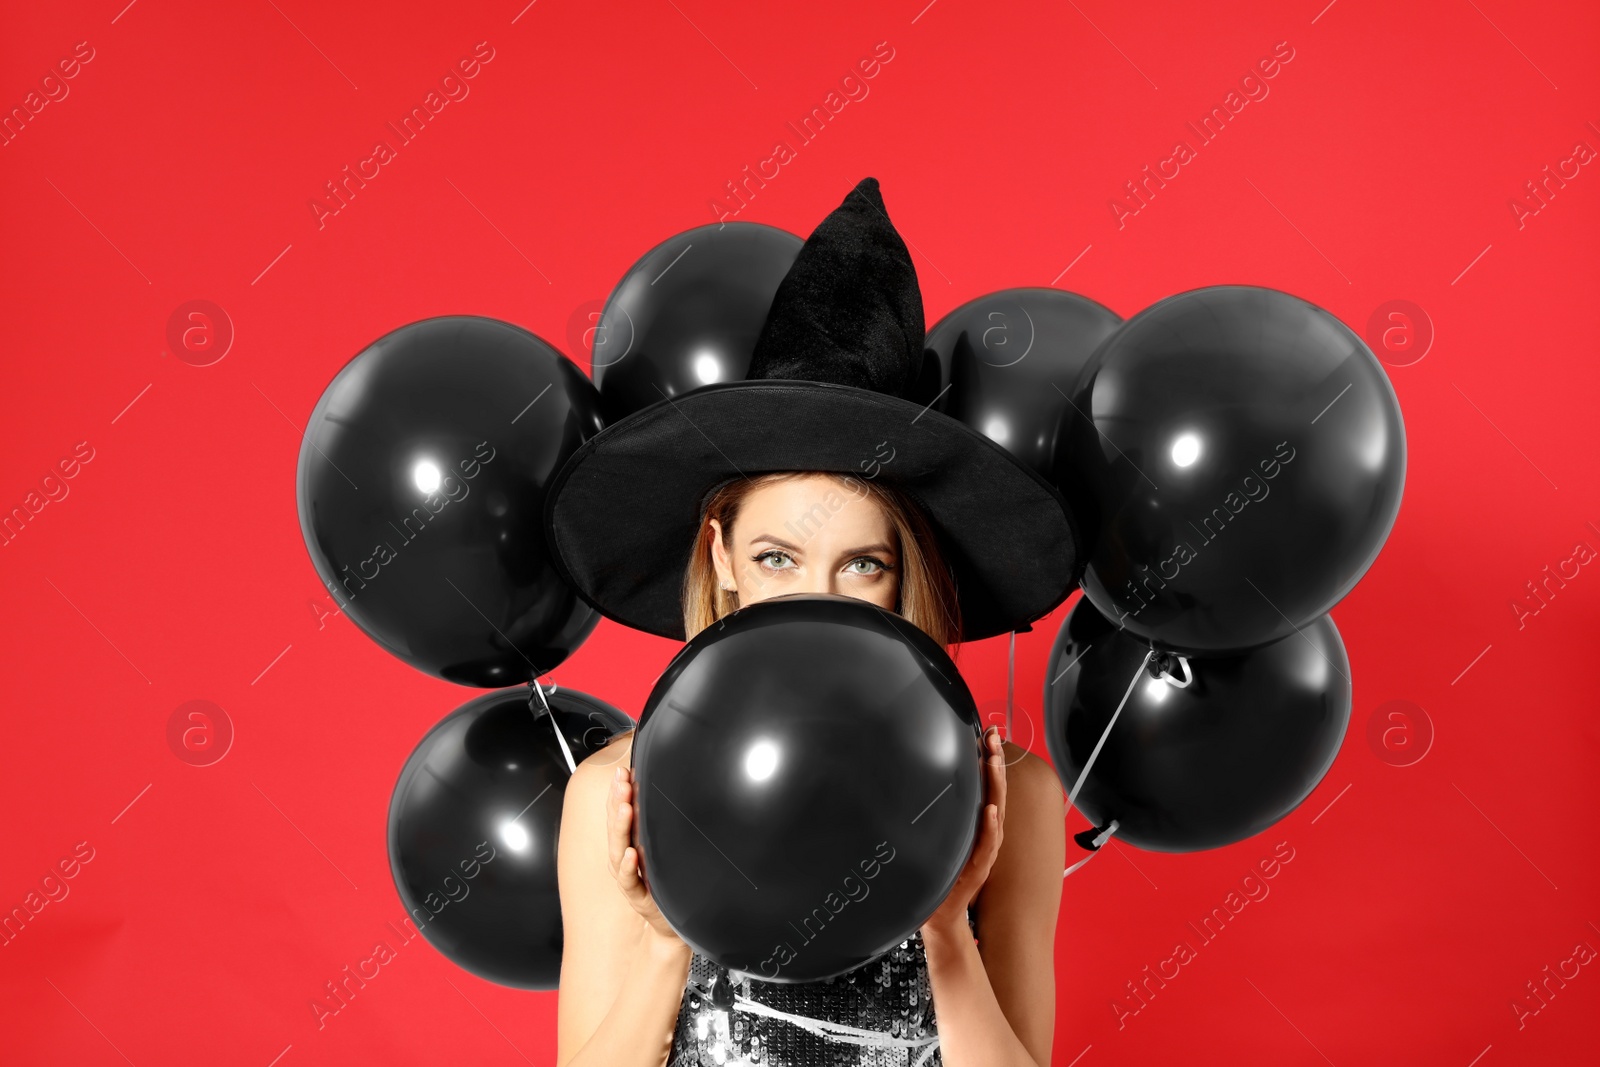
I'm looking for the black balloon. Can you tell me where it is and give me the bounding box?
[1065,285,1405,653]
[297,316,604,687]
[923,287,1121,480]
[591,222,802,421]
[388,685,634,988]
[1043,595,1350,853]
[632,594,984,983]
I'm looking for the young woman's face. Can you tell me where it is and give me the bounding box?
[709,473,900,612]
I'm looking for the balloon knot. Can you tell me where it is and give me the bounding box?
[1073,819,1119,852]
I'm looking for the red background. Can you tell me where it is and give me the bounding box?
[2,0,1597,1063]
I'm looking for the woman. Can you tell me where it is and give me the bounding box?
[545,179,1081,1067]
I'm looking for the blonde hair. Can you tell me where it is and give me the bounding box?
[681,472,962,648]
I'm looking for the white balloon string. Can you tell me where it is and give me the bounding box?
[1063,819,1120,879]
[529,678,577,775]
[1065,648,1153,812]
[1006,630,1016,740]
[688,979,941,1058]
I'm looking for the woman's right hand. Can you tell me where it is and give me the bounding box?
[607,764,684,946]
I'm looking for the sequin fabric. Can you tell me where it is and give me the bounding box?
[667,912,975,1067]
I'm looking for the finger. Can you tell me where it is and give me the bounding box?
[987,728,1008,829]
[606,769,632,874]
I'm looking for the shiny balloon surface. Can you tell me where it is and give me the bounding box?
[387,685,634,988]
[1043,595,1350,852]
[591,222,802,421]
[632,594,984,983]
[297,316,604,686]
[925,287,1121,483]
[1067,286,1405,653]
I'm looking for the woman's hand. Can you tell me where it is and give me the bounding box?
[922,725,1007,938]
[607,764,685,946]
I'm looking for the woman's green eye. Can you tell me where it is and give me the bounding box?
[754,550,795,570]
[846,557,884,575]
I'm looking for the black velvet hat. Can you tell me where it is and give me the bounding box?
[544,178,1081,642]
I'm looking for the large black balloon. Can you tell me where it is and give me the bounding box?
[388,685,634,988]
[632,594,984,983]
[924,287,1121,481]
[1043,595,1350,852]
[1066,286,1405,653]
[297,316,604,687]
[590,222,802,421]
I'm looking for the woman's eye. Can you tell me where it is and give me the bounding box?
[845,557,885,575]
[754,551,795,571]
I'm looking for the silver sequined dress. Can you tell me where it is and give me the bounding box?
[667,910,976,1067]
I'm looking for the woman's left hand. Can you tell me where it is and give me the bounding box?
[922,725,1006,938]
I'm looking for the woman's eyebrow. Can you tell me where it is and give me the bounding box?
[746,533,803,552]
[837,542,895,558]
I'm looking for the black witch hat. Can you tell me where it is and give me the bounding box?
[543,178,1081,642]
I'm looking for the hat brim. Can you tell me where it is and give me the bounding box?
[543,381,1081,643]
